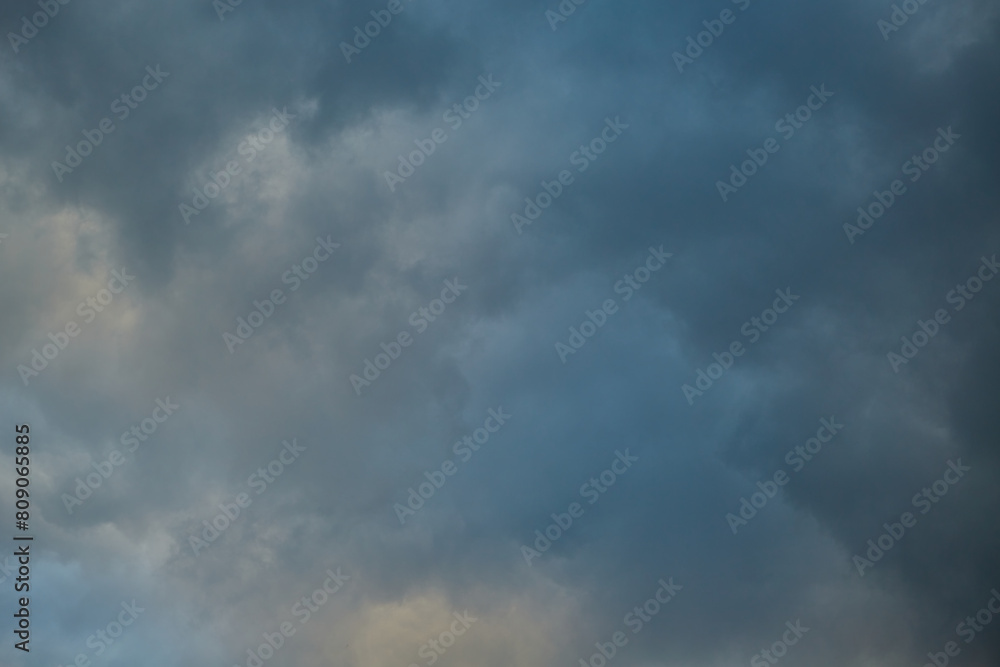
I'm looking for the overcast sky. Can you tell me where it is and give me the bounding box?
[1,0,999,666]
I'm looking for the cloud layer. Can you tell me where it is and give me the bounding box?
[1,0,998,666]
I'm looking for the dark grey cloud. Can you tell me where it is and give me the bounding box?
[1,0,998,666]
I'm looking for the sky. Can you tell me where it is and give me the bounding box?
[1,0,999,666]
